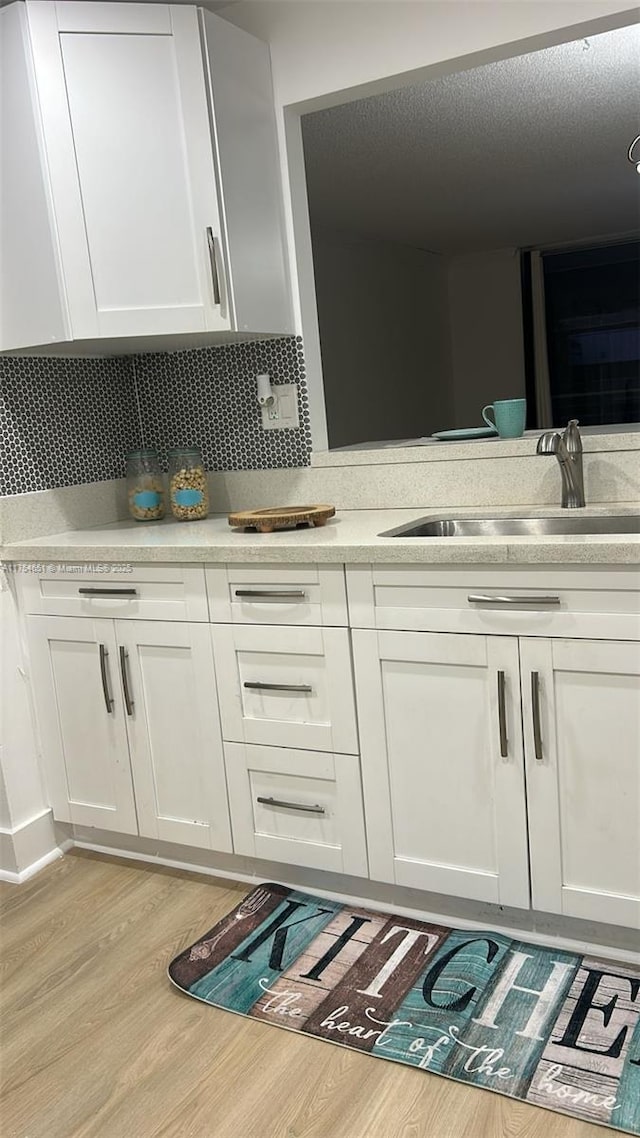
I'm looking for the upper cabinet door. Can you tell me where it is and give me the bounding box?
[199,10,291,334]
[522,637,640,930]
[352,629,530,908]
[26,1,228,339]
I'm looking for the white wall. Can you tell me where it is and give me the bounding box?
[0,765,11,831]
[0,571,58,880]
[446,249,526,427]
[224,2,636,109]
[312,230,451,447]
[222,0,638,449]
[0,578,47,830]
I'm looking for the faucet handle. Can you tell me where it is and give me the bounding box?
[564,419,582,452]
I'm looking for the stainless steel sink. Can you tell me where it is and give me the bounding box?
[380,514,640,538]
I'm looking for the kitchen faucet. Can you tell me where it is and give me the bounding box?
[536,419,585,508]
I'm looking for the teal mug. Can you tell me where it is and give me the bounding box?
[482,398,526,439]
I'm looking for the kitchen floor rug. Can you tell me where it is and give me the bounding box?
[168,883,640,1134]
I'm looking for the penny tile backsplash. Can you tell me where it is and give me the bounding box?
[1,355,139,497]
[0,337,311,496]
[133,337,311,473]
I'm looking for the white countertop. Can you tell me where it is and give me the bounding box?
[2,505,639,565]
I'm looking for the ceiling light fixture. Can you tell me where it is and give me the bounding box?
[628,135,640,173]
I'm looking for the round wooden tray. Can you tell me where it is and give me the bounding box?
[228,504,336,534]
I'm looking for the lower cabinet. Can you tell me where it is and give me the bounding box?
[27,615,231,850]
[27,617,138,835]
[522,637,640,928]
[352,629,530,908]
[22,563,640,935]
[115,621,231,849]
[212,623,358,754]
[353,628,640,928]
[224,742,368,875]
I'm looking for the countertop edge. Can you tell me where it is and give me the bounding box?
[2,507,639,567]
[2,540,639,566]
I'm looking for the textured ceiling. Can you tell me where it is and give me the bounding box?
[302,25,640,254]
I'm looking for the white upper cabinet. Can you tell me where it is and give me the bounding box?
[0,1,291,352]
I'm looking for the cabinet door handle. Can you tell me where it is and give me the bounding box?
[257,796,325,814]
[497,670,508,758]
[206,227,221,306]
[468,594,560,606]
[234,590,307,600]
[531,671,543,761]
[99,644,114,714]
[243,681,313,693]
[119,646,134,716]
[79,588,137,597]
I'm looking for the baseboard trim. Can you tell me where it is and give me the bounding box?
[0,807,70,883]
[0,842,71,885]
[11,824,638,965]
[71,836,640,967]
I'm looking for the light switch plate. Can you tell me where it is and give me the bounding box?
[261,384,300,430]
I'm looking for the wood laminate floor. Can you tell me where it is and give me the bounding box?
[1,851,606,1138]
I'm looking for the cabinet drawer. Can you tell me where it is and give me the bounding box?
[347,565,640,640]
[20,564,208,622]
[206,564,348,625]
[224,742,368,875]
[212,624,358,754]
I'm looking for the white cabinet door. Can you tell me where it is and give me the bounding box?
[27,1,227,339]
[522,638,640,929]
[212,624,358,754]
[199,10,291,334]
[26,616,138,834]
[353,629,530,907]
[116,621,231,851]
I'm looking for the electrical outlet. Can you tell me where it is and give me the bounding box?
[261,384,300,430]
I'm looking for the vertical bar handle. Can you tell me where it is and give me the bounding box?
[119,646,134,716]
[531,671,543,761]
[497,670,508,758]
[206,227,221,306]
[99,644,114,714]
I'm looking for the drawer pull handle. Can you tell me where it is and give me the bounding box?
[79,588,138,597]
[98,644,114,714]
[257,796,325,814]
[119,646,134,716]
[497,670,508,758]
[235,590,307,600]
[468,594,560,606]
[531,671,544,761]
[244,681,313,693]
[206,226,222,306]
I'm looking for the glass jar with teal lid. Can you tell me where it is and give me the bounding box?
[126,449,165,521]
[168,446,209,521]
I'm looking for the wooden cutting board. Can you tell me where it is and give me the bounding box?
[228,504,335,534]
